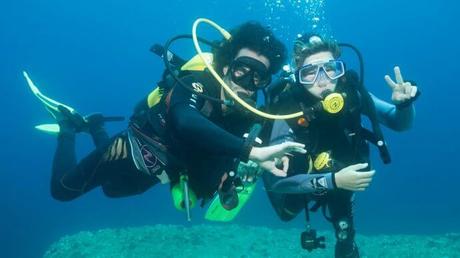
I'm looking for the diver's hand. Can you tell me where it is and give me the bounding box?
[249,143,304,177]
[257,156,291,177]
[384,66,418,105]
[334,163,375,191]
[249,142,306,163]
[276,156,290,172]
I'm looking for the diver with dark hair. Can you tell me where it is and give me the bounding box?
[28,21,307,215]
[262,34,418,257]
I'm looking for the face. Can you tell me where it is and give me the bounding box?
[223,48,271,98]
[300,51,338,99]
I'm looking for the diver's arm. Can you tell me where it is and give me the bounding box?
[169,104,248,158]
[169,92,306,167]
[370,93,415,131]
[368,66,418,131]
[168,77,306,170]
[167,76,248,160]
[268,163,374,193]
[268,173,336,194]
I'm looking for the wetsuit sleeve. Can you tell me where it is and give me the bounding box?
[267,173,336,194]
[167,75,248,160]
[263,120,337,194]
[366,93,415,131]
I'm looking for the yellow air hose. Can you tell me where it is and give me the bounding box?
[192,18,304,120]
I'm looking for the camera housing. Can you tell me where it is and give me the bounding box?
[300,228,326,252]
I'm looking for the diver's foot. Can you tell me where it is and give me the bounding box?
[335,241,359,258]
[55,105,107,134]
[55,105,87,132]
[55,106,120,137]
[84,113,107,134]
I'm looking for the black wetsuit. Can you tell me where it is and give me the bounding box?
[51,70,258,202]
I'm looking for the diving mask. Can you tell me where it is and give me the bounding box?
[297,60,345,85]
[230,56,271,91]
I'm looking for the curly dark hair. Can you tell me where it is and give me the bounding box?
[293,33,341,68]
[212,21,287,75]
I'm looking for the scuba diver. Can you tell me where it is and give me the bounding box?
[30,22,307,216]
[262,34,419,257]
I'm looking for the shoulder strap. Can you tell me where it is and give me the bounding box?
[345,70,391,164]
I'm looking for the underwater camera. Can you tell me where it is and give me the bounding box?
[300,228,326,252]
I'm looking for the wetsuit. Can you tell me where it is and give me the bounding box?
[51,70,258,202]
[263,71,415,257]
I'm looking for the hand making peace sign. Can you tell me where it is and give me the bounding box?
[384,66,418,105]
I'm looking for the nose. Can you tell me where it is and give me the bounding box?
[316,70,328,87]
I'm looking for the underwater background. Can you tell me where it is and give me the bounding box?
[1,0,459,257]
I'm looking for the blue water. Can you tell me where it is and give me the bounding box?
[1,0,459,257]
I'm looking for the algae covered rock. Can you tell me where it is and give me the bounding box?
[44,224,460,258]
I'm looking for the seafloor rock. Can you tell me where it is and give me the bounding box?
[44,224,460,258]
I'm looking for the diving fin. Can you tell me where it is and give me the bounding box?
[205,182,257,222]
[24,71,79,134]
[23,71,75,118]
[35,124,60,135]
[23,71,124,135]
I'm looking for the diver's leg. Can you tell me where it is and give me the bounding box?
[58,106,111,147]
[51,121,114,201]
[52,128,157,200]
[100,167,159,198]
[86,113,110,147]
[100,152,160,197]
[89,124,109,147]
[328,190,359,258]
[51,120,133,201]
[262,173,306,221]
[51,123,85,201]
[99,133,163,197]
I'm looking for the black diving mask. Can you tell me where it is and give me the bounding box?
[230,56,271,91]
